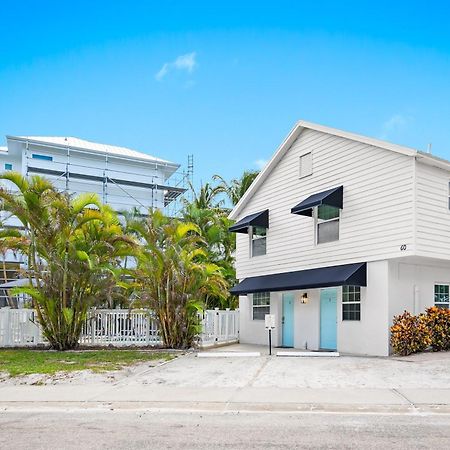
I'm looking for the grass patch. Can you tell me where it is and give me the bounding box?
[0,349,174,377]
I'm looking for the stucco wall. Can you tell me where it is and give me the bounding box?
[238,292,282,347]
[293,289,320,350]
[338,260,390,356]
[238,258,450,356]
[239,261,392,356]
[388,258,450,320]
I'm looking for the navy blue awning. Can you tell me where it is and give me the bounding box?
[291,186,343,216]
[229,209,269,234]
[230,262,366,295]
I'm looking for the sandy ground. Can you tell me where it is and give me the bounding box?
[0,356,174,386]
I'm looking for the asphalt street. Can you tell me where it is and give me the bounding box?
[0,409,449,449]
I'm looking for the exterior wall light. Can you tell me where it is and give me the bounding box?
[300,293,308,304]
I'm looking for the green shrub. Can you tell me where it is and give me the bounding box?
[390,311,431,356]
[423,307,450,351]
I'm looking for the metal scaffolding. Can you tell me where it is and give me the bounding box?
[23,139,192,217]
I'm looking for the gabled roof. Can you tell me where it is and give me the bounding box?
[229,120,450,220]
[6,135,179,168]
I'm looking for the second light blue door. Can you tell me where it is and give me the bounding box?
[282,292,295,347]
[320,288,337,350]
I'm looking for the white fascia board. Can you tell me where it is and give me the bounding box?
[415,151,450,172]
[229,122,303,220]
[229,120,423,220]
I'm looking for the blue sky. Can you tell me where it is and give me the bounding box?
[1,1,450,185]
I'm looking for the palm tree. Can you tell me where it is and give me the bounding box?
[213,170,259,206]
[0,172,136,350]
[190,182,224,209]
[127,210,228,348]
[182,203,236,308]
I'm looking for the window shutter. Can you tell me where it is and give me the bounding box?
[299,152,312,178]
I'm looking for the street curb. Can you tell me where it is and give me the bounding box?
[1,401,450,415]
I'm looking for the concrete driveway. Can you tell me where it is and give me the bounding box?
[140,345,450,389]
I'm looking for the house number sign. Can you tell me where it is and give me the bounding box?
[400,244,407,251]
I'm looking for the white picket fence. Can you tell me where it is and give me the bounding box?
[200,308,240,347]
[0,308,239,348]
[0,309,42,347]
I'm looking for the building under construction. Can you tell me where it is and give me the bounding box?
[0,135,192,304]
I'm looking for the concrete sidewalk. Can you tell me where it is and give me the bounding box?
[1,384,450,413]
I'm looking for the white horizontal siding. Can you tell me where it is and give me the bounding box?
[415,161,450,260]
[235,129,414,279]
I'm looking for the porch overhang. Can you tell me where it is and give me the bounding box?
[230,262,366,295]
[291,186,343,216]
[228,209,269,234]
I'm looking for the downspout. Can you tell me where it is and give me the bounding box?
[412,156,419,314]
[412,156,418,257]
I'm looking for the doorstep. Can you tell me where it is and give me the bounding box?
[276,351,340,357]
[197,352,261,358]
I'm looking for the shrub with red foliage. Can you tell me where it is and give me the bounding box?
[423,306,450,352]
[390,311,431,356]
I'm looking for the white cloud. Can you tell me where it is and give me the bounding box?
[254,159,268,170]
[155,52,197,81]
[174,53,196,72]
[155,63,169,81]
[380,114,412,140]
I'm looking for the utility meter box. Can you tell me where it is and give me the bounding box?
[265,314,276,329]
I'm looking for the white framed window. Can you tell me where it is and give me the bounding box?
[250,226,267,257]
[32,153,53,161]
[299,152,313,178]
[316,204,340,244]
[434,284,449,309]
[252,292,270,320]
[342,286,361,320]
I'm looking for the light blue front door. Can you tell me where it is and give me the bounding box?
[320,288,337,350]
[282,292,295,347]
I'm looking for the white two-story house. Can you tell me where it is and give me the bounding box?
[228,120,450,356]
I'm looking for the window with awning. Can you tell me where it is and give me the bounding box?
[291,186,343,245]
[228,209,269,234]
[290,186,343,217]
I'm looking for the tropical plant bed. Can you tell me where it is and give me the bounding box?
[0,349,176,377]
